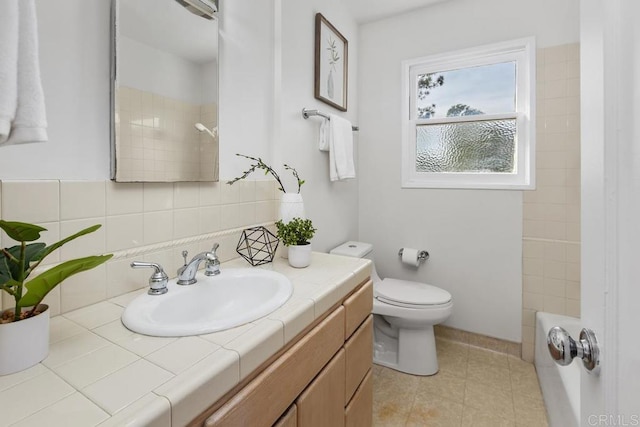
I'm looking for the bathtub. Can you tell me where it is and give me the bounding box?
[535,312,581,427]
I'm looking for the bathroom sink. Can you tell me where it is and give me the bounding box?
[121,268,293,337]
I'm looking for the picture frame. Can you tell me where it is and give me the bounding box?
[314,13,348,111]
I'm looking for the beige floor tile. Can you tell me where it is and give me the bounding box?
[416,370,466,404]
[510,368,544,400]
[373,345,550,427]
[406,392,463,427]
[436,339,469,378]
[462,406,516,427]
[464,381,515,421]
[507,355,536,374]
[516,413,549,427]
[466,358,511,391]
[373,366,419,426]
[467,346,510,369]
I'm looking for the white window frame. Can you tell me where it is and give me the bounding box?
[401,37,536,190]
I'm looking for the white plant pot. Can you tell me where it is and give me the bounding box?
[288,244,312,268]
[279,193,305,224]
[0,305,49,376]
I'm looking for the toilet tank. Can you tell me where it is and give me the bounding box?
[330,241,373,259]
[330,241,381,283]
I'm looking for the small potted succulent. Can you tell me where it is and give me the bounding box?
[0,220,112,375]
[275,217,316,268]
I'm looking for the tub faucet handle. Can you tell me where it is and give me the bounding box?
[547,326,600,373]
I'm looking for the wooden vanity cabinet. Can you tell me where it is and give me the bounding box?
[296,349,346,427]
[202,279,373,427]
[273,404,297,427]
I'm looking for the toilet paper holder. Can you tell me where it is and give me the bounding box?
[398,248,430,262]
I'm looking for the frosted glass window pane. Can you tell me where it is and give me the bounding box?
[416,62,516,119]
[416,119,516,173]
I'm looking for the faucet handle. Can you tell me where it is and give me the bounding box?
[181,250,189,265]
[205,243,221,276]
[131,262,169,295]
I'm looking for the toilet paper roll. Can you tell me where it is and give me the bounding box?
[401,248,421,267]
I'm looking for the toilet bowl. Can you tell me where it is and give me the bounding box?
[330,241,453,376]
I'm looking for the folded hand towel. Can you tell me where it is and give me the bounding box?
[319,117,330,152]
[327,114,355,181]
[1,0,48,146]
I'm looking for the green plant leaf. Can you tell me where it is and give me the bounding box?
[3,243,46,280]
[18,254,113,308]
[0,221,46,242]
[33,225,102,262]
[0,262,11,286]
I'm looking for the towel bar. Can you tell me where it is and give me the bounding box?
[302,108,359,131]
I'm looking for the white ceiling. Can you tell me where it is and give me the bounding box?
[344,0,451,24]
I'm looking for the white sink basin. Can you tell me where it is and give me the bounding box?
[121,268,293,337]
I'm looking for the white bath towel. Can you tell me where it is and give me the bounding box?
[0,0,19,143]
[327,114,355,181]
[0,0,48,146]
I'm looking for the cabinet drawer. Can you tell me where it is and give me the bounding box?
[206,307,345,427]
[273,404,297,427]
[344,315,373,404]
[345,370,372,427]
[343,280,373,340]
[296,349,346,427]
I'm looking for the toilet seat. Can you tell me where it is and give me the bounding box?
[376,278,452,309]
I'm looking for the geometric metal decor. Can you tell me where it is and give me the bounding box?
[236,226,280,266]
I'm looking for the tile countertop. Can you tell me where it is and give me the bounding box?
[0,253,371,427]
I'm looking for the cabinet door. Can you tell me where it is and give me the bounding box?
[296,349,346,427]
[274,404,297,427]
[345,370,372,427]
[345,315,373,404]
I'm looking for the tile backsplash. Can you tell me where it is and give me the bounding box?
[521,42,581,362]
[0,179,278,316]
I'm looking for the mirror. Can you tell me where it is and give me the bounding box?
[111,0,219,182]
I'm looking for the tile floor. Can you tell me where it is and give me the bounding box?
[372,338,549,426]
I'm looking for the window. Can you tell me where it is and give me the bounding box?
[401,38,535,189]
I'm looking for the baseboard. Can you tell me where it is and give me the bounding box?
[434,325,522,358]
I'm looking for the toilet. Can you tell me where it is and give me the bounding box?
[330,241,453,376]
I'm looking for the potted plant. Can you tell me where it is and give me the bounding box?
[228,154,306,223]
[275,217,316,268]
[0,220,112,375]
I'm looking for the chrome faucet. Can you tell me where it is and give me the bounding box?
[177,243,220,285]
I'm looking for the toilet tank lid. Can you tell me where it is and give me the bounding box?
[330,241,373,258]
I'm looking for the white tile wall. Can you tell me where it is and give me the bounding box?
[0,179,279,315]
[522,43,581,362]
[116,87,218,182]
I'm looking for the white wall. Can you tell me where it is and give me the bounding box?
[0,0,274,180]
[358,0,579,342]
[0,0,112,180]
[200,60,219,104]
[278,0,360,252]
[119,37,204,104]
[0,0,358,252]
